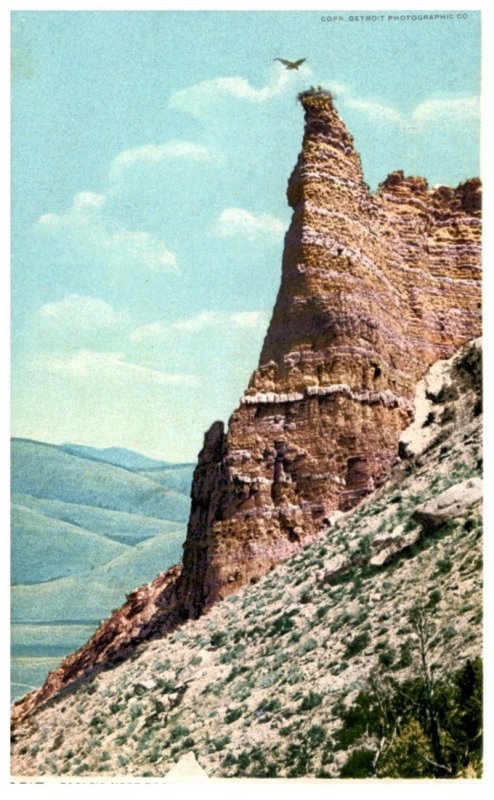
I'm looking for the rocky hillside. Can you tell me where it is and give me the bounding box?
[11,339,482,778]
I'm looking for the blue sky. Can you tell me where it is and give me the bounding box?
[11,9,481,461]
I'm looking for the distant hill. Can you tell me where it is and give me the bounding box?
[12,531,185,623]
[11,504,129,585]
[12,493,183,546]
[11,438,191,522]
[10,437,193,700]
[59,444,171,471]
[135,464,196,495]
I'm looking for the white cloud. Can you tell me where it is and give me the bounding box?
[344,97,404,126]
[340,90,480,130]
[37,295,125,329]
[129,321,169,344]
[172,311,223,333]
[411,96,479,124]
[169,65,311,118]
[230,311,269,329]
[211,207,285,240]
[130,309,269,342]
[172,309,269,333]
[109,139,211,182]
[36,191,177,274]
[324,80,351,97]
[36,350,199,387]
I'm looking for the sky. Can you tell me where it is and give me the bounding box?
[11,9,481,462]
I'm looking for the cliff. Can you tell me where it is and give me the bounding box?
[11,89,481,726]
[176,89,481,613]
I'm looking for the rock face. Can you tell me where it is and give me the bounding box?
[176,89,481,614]
[11,89,481,726]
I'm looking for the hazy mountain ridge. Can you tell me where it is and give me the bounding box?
[59,444,171,471]
[11,439,191,521]
[11,531,185,623]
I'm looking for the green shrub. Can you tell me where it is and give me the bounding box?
[428,589,442,608]
[225,706,244,724]
[299,691,323,712]
[155,659,171,672]
[344,631,370,659]
[223,637,247,660]
[378,647,396,669]
[397,639,413,669]
[257,698,281,714]
[210,735,231,752]
[299,637,318,655]
[236,751,251,771]
[307,725,326,746]
[300,588,312,604]
[436,557,453,575]
[222,753,238,768]
[270,611,297,636]
[340,748,375,777]
[169,725,190,742]
[210,631,227,648]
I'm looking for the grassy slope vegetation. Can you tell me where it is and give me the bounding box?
[11,410,482,778]
[11,438,193,701]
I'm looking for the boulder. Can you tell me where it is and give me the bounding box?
[413,477,482,530]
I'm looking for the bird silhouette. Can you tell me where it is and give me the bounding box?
[274,58,306,70]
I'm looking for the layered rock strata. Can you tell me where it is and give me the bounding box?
[12,89,481,724]
[176,89,481,614]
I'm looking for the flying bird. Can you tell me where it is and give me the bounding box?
[274,58,306,70]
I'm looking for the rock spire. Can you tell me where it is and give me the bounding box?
[176,89,481,613]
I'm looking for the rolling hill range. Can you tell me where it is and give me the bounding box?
[11,438,194,701]
[11,439,191,520]
[58,444,171,470]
